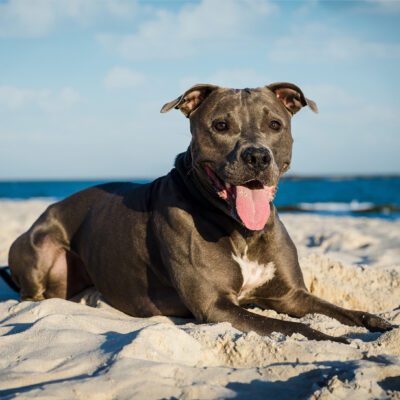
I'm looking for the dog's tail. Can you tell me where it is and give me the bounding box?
[0,266,20,293]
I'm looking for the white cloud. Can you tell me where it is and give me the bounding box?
[179,68,269,91]
[0,0,137,38]
[104,67,146,90]
[0,86,81,111]
[303,83,398,123]
[361,0,400,13]
[302,84,360,109]
[98,0,276,60]
[268,24,400,63]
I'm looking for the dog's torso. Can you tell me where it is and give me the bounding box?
[47,151,304,319]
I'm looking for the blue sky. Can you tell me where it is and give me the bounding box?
[0,0,399,179]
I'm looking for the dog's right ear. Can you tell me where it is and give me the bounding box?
[160,84,219,117]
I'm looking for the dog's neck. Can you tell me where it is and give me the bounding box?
[173,149,228,215]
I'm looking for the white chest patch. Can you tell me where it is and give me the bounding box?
[232,246,276,300]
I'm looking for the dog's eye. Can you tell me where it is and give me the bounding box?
[213,120,229,132]
[269,120,282,131]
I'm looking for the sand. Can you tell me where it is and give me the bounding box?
[0,199,399,399]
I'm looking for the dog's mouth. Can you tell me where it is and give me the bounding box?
[204,166,276,231]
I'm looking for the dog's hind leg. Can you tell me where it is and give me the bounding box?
[9,205,91,301]
[9,230,47,300]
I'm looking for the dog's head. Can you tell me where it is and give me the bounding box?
[161,83,317,231]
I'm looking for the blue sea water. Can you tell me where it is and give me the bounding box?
[0,176,399,219]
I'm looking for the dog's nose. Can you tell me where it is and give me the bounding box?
[241,147,271,171]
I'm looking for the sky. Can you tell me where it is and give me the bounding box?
[0,0,399,179]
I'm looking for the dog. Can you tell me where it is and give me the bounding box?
[8,82,392,343]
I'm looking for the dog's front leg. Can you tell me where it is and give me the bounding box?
[201,296,349,343]
[252,216,392,333]
[257,289,393,333]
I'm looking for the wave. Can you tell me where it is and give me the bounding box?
[277,202,400,217]
[298,201,374,212]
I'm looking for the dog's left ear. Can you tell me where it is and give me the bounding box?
[268,82,318,115]
[160,84,219,117]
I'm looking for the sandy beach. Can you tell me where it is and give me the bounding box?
[0,199,399,399]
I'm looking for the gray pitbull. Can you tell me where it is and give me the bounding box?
[9,82,392,343]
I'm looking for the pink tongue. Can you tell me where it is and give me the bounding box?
[235,185,272,230]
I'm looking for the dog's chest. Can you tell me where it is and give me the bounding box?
[232,246,275,300]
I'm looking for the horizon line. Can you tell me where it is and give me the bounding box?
[0,173,399,182]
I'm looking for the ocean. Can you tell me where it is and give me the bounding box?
[0,176,399,219]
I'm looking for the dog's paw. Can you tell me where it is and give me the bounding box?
[360,313,393,332]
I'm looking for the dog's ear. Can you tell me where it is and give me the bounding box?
[160,84,219,117]
[268,82,318,115]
